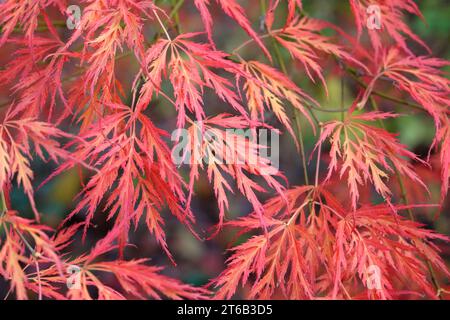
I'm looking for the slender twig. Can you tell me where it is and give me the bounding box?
[169,0,185,33]
[315,125,324,187]
[293,109,310,186]
[35,259,42,300]
[346,67,425,112]
[169,0,186,19]
[0,189,7,218]
[341,76,345,121]
[0,20,68,34]
[232,34,273,55]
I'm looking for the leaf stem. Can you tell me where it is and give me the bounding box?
[315,125,324,187]
[340,76,345,121]
[0,189,7,220]
[153,8,172,41]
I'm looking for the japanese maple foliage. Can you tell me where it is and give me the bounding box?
[0,0,449,300]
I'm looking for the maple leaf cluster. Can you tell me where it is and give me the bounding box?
[0,0,448,300]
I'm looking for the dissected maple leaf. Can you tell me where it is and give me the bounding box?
[211,185,316,299]
[360,47,449,126]
[138,33,249,129]
[265,0,303,30]
[212,186,449,299]
[52,103,192,261]
[0,37,62,85]
[315,112,428,209]
[70,260,209,300]
[61,0,157,93]
[0,30,74,121]
[270,17,362,94]
[331,202,449,299]
[433,118,450,204]
[239,60,317,138]
[0,210,64,300]
[349,0,429,54]
[0,111,71,219]
[194,0,271,59]
[29,236,210,300]
[0,0,66,47]
[10,56,69,121]
[178,114,286,231]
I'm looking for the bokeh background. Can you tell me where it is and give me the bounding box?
[0,0,449,299]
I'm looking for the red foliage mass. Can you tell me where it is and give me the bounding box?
[0,0,448,300]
